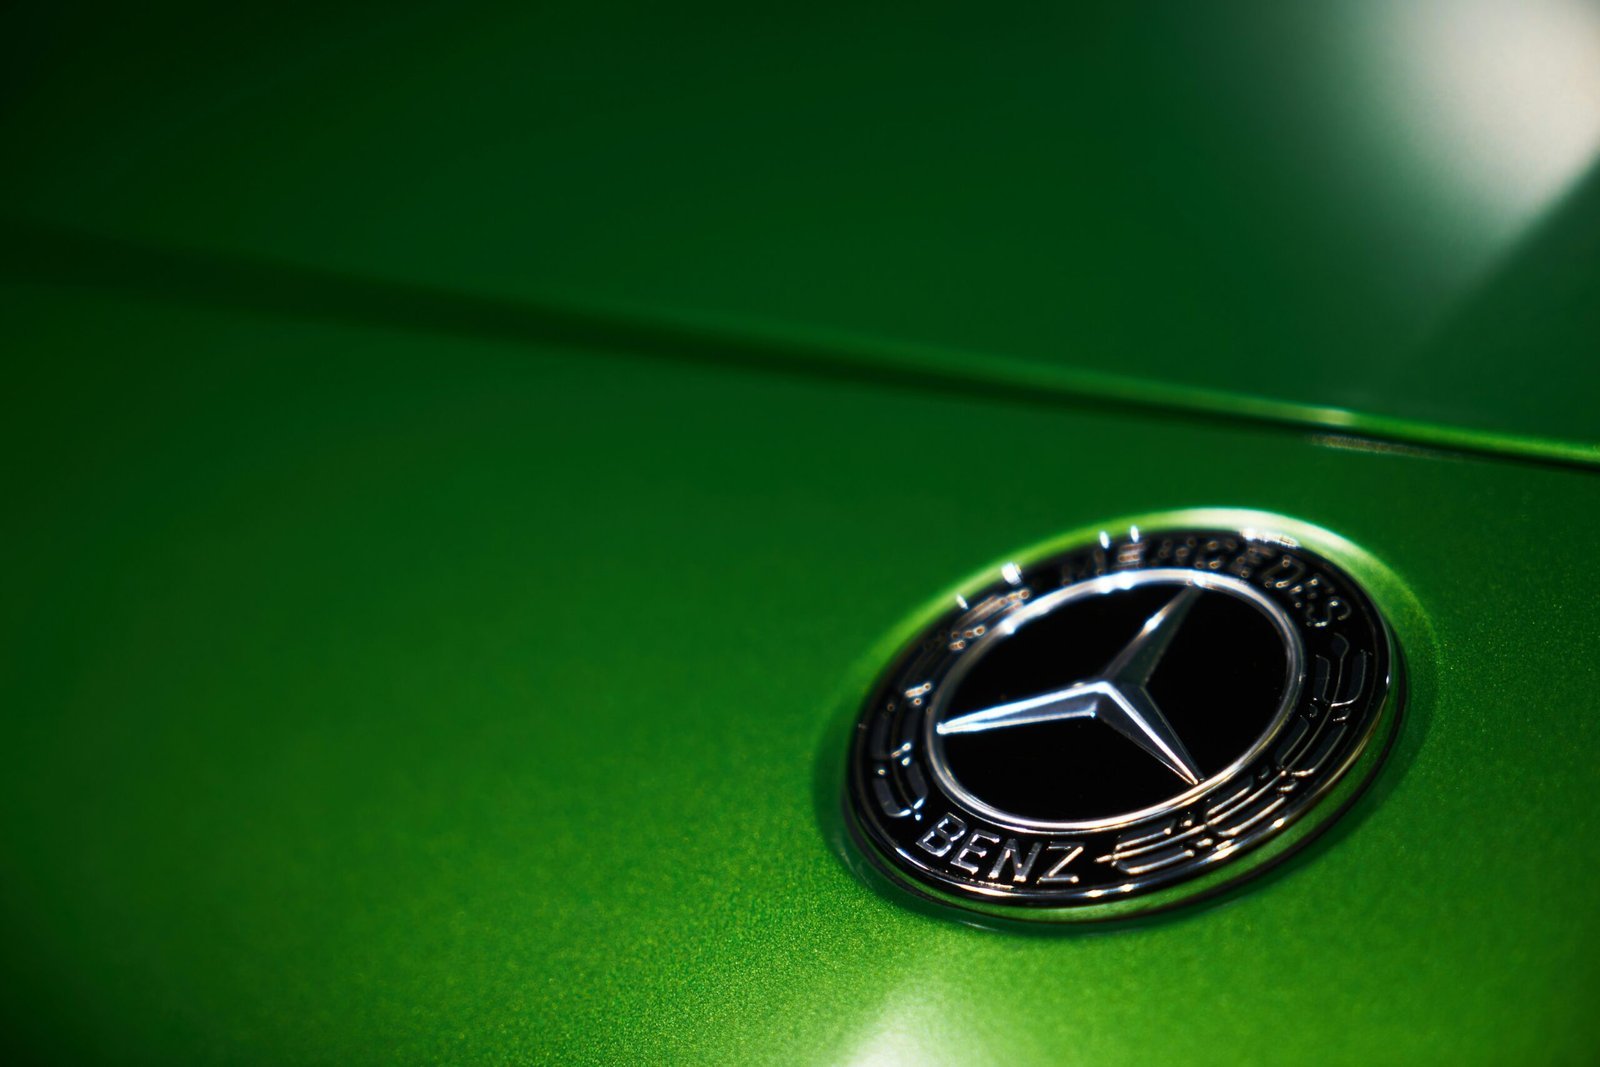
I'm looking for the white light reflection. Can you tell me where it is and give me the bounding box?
[840,983,960,1067]
[1366,0,1600,247]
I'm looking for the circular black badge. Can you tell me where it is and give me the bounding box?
[845,522,1397,919]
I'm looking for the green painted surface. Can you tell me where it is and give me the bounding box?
[5,2,1599,447]
[4,287,1600,1063]
[5,2,1600,1062]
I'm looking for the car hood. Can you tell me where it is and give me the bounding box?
[5,2,1598,456]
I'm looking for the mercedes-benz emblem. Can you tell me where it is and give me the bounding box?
[844,520,1399,920]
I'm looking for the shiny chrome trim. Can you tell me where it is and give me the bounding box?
[923,568,1305,834]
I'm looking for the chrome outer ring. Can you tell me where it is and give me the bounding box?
[844,523,1398,917]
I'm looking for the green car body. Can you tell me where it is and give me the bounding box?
[3,3,1599,1062]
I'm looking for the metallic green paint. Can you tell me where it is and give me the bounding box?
[4,287,1599,1064]
[6,222,1596,472]
[4,2,1599,447]
[3,2,1600,1063]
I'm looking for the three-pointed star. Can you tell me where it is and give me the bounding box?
[936,587,1205,785]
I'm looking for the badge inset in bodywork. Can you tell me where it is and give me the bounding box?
[845,523,1398,920]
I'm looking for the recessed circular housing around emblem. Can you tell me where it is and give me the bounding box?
[844,521,1399,921]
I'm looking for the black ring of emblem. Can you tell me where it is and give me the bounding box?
[845,524,1396,916]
